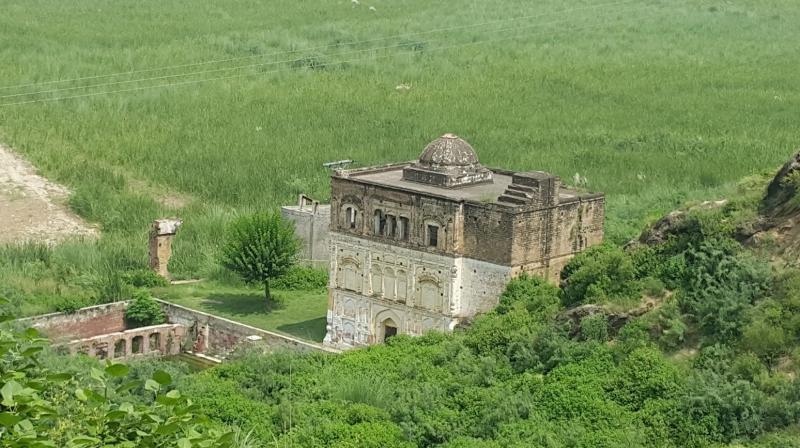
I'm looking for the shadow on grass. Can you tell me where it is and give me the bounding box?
[199,293,286,317]
[278,317,327,343]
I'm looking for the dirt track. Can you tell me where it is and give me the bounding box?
[0,144,97,245]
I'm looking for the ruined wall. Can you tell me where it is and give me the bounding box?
[281,204,331,267]
[63,324,186,361]
[158,300,336,356]
[21,302,127,342]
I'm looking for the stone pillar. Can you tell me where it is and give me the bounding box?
[149,219,183,280]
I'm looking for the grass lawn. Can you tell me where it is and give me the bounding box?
[152,281,328,343]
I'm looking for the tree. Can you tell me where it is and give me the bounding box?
[220,212,300,308]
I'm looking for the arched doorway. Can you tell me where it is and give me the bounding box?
[380,318,398,342]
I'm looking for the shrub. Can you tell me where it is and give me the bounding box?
[580,314,609,342]
[54,296,91,314]
[125,289,166,327]
[679,238,771,341]
[560,244,641,307]
[495,273,561,319]
[641,277,666,298]
[122,269,169,288]
[272,265,328,291]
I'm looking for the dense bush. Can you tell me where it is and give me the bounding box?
[272,265,328,291]
[125,289,166,327]
[560,244,642,307]
[679,238,771,341]
[122,269,170,288]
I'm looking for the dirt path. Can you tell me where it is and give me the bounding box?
[0,144,97,244]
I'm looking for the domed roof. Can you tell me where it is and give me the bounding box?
[402,133,493,188]
[418,133,480,167]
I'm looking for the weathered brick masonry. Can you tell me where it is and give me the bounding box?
[324,134,605,349]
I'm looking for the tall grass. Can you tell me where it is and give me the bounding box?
[0,0,798,283]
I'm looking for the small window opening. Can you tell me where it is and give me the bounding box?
[373,210,383,235]
[347,207,357,229]
[386,215,397,238]
[427,225,439,247]
[399,217,409,240]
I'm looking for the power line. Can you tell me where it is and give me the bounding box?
[0,7,663,108]
[0,0,638,92]
[0,5,641,101]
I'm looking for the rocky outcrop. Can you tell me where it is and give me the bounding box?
[761,150,800,221]
[634,200,727,247]
[561,300,657,338]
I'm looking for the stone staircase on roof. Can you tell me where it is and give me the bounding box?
[497,172,561,208]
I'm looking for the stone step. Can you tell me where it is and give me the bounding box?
[497,194,528,205]
[507,184,536,194]
[503,189,532,199]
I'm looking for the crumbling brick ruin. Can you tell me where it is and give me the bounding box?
[324,133,605,349]
[149,218,182,279]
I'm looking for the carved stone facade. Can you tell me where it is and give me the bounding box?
[324,134,604,349]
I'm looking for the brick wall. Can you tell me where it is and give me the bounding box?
[20,302,128,343]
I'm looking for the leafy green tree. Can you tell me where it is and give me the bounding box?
[220,212,300,308]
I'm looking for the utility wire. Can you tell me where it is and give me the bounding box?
[0,0,638,91]
[0,8,663,108]
[0,4,643,100]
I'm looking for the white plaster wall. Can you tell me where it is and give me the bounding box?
[325,232,513,349]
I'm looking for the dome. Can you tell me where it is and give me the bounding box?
[402,133,493,188]
[418,134,480,167]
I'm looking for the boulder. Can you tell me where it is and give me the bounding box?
[761,150,800,221]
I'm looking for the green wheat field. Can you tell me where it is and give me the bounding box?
[0,0,798,278]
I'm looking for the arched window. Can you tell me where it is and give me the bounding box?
[399,217,410,240]
[425,221,442,248]
[114,339,126,358]
[131,336,144,354]
[419,278,441,312]
[373,210,385,235]
[386,215,397,238]
[338,258,361,292]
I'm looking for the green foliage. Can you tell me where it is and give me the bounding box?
[560,244,642,307]
[0,301,233,446]
[679,238,771,341]
[495,274,561,317]
[271,265,328,291]
[122,269,170,288]
[125,289,166,327]
[220,212,300,306]
[54,296,92,314]
[581,313,609,342]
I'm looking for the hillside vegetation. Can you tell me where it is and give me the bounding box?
[6,165,800,446]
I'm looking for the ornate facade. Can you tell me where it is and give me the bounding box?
[324,134,604,349]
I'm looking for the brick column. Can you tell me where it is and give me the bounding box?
[149,219,183,280]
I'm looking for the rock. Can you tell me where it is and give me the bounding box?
[561,301,656,338]
[761,150,800,220]
[635,200,727,246]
